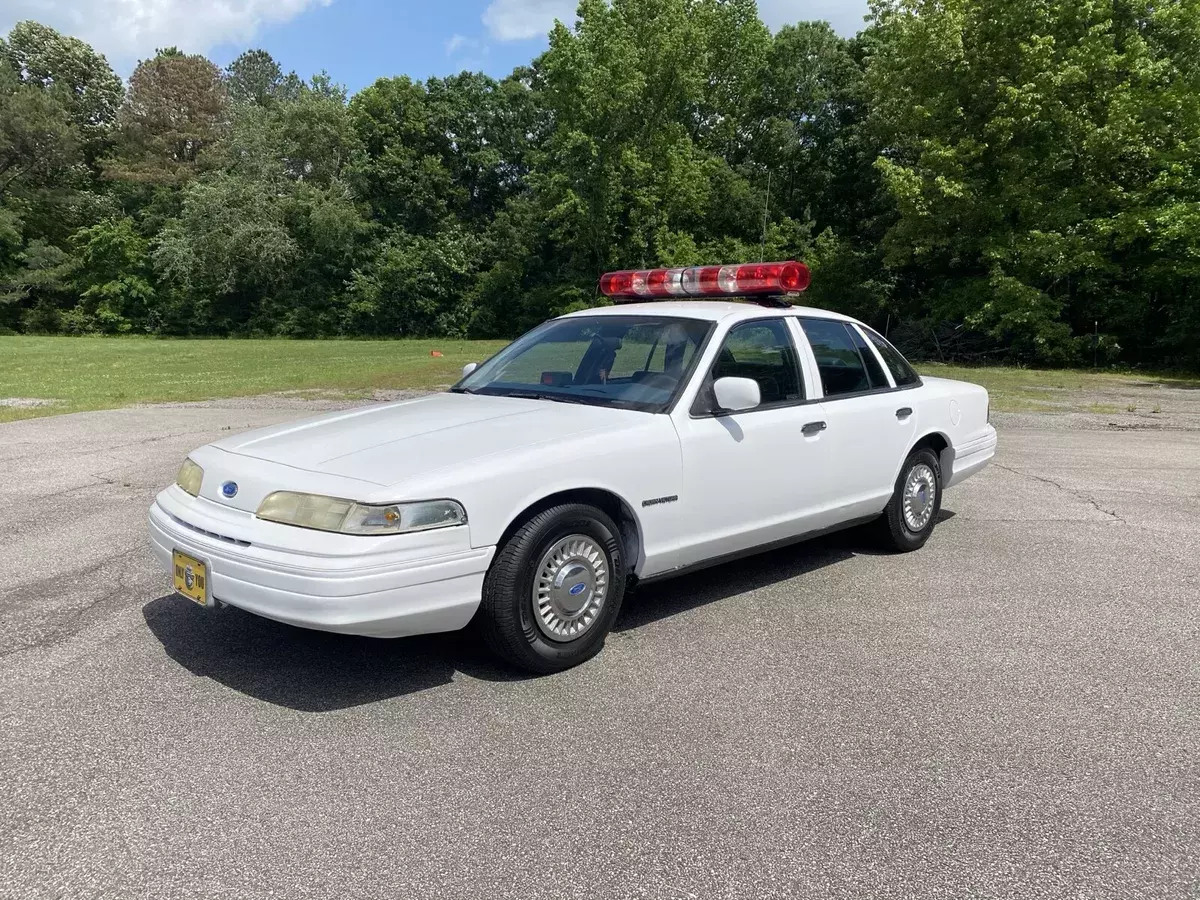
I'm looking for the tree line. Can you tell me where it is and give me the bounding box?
[2,0,1199,368]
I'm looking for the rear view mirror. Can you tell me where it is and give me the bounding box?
[462,362,478,377]
[712,376,761,413]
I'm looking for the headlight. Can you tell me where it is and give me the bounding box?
[256,492,466,535]
[176,458,204,496]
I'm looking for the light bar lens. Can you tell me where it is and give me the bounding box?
[256,491,466,535]
[599,271,634,296]
[176,458,204,497]
[601,261,809,300]
[646,268,685,296]
[736,261,811,293]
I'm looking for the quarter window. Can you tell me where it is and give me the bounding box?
[862,327,921,386]
[698,318,804,412]
[847,325,890,388]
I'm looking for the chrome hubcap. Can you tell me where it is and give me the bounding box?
[902,463,937,532]
[532,535,609,642]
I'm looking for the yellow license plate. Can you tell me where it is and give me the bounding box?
[172,550,209,606]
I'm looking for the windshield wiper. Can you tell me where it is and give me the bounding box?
[448,386,478,394]
[539,393,598,405]
[486,389,599,405]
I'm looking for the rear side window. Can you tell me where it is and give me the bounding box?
[799,319,875,397]
[862,326,921,387]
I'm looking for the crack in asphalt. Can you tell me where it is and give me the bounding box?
[5,427,211,467]
[4,460,152,512]
[0,548,142,659]
[993,463,1127,523]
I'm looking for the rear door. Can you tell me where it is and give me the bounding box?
[670,318,835,568]
[797,318,917,518]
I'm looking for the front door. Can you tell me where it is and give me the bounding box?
[670,318,835,569]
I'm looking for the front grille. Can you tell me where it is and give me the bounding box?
[169,512,251,547]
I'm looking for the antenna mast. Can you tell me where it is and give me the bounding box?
[759,171,772,263]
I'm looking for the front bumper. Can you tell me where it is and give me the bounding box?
[148,488,493,638]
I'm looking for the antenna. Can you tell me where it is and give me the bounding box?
[759,170,771,263]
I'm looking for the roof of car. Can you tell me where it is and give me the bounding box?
[561,300,859,325]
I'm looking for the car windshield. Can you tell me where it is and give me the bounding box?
[452,315,713,412]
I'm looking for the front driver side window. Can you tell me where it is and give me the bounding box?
[695,318,804,413]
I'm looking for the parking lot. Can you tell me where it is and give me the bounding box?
[2,396,1198,899]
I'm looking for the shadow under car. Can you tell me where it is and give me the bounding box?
[143,511,955,710]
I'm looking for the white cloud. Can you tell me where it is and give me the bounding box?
[481,0,869,43]
[482,0,575,41]
[444,33,489,71]
[0,0,333,69]
[445,33,489,55]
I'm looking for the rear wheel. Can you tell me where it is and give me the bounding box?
[478,503,626,674]
[878,448,942,552]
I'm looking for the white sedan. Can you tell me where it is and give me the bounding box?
[149,262,996,672]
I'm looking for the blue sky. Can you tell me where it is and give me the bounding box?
[2,0,871,92]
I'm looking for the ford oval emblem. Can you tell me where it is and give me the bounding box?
[221,481,238,499]
[569,582,587,596]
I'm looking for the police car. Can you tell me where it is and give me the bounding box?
[150,261,997,673]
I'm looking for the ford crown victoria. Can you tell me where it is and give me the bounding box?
[150,261,997,672]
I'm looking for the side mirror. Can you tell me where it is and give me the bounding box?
[462,362,478,377]
[712,376,761,413]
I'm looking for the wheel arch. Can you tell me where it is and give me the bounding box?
[908,431,954,479]
[495,488,645,575]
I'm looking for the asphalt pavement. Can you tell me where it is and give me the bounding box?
[1,399,1197,899]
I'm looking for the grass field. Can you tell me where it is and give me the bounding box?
[918,362,1200,414]
[2,336,1197,423]
[0,336,507,423]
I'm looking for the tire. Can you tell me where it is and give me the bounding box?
[477,503,627,674]
[878,447,943,552]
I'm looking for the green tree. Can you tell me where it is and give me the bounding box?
[1,21,123,160]
[867,0,1200,364]
[495,0,807,329]
[225,74,363,186]
[225,49,302,107]
[64,217,154,333]
[344,225,478,336]
[0,238,72,331]
[0,64,78,200]
[349,76,458,232]
[424,71,538,226]
[153,173,297,331]
[349,69,537,235]
[106,50,229,184]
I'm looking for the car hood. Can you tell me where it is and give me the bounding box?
[212,392,645,488]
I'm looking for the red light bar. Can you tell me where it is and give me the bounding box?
[598,261,810,301]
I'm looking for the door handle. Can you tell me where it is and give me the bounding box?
[896,407,913,419]
[802,421,827,436]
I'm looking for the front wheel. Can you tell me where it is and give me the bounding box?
[878,448,943,552]
[477,503,627,674]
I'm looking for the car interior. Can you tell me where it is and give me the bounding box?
[545,324,696,396]
[706,322,803,406]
